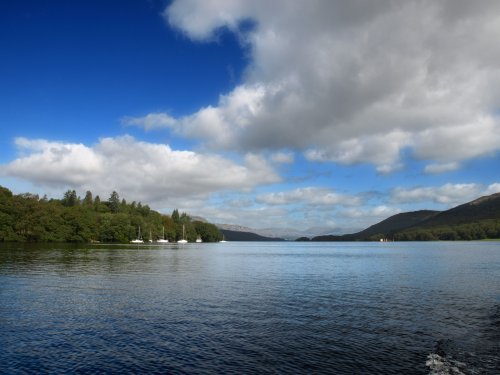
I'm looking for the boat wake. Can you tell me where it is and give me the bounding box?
[426,339,467,375]
[426,322,500,375]
[426,303,500,375]
[426,353,466,375]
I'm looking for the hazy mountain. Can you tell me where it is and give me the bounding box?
[216,224,352,241]
[219,229,284,242]
[216,223,256,233]
[211,193,500,241]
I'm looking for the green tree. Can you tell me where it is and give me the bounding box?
[0,186,17,241]
[83,191,93,206]
[162,215,176,241]
[94,195,108,212]
[0,186,225,243]
[62,190,78,207]
[120,198,128,213]
[180,212,191,224]
[193,221,222,242]
[108,191,120,213]
[172,209,180,223]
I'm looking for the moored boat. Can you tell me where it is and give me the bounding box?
[131,226,144,244]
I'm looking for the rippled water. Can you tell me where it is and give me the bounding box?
[1,241,499,374]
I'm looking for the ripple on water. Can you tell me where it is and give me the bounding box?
[1,242,499,374]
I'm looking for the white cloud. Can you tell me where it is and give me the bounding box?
[391,183,482,206]
[160,0,500,171]
[485,183,500,195]
[424,162,460,174]
[2,135,279,208]
[414,118,500,163]
[335,205,402,231]
[341,205,401,220]
[123,112,177,130]
[270,151,294,164]
[305,130,411,173]
[256,187,360,207]
[7,137,104,186]
[165,0,252,41]
[215,206,290,229]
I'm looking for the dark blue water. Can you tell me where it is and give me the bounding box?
[1,241,499,374]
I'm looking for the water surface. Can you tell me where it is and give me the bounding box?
[1,241,499,374]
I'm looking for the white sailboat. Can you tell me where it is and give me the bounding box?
[177,224,188,243]
[196,235,202,243]
[156,226,169,243]
[130,226,144,243]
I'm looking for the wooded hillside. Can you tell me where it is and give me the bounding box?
[311,193,500,241]
[0,186,222,243]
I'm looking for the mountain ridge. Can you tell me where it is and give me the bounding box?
[206,193,500,242]
[219,229,284,242]
[216,223,354,241]
[311,192,500,241]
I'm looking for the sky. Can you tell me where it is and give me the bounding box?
[1,0,500,234]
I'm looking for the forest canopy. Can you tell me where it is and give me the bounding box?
[0,186,222,243]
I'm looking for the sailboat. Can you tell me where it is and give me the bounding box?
[156,226,169,243]
[196,235,202,243]
[177,224,188,243]
[148,230,153,243]
[130,226,144,243]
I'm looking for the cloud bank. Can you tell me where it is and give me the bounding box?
[3,136,279,207]
[392,182,500,206]
[257,187,360,207]
[126,0,500,172]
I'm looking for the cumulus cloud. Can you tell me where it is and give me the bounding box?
[391,183,483,206]
[328,204,402,232]
[305,130,410,173]
[7,138,104,186]
[157,0,500,172]
[214,205,290,229]
[122,112,177,131]
[341,205,401,220]
[485,183,500,195]
[424,162,460,174]
[3,136,279,207]
[270,151,294,164]
[256,187,360,207]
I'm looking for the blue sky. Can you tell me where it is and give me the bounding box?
[1,0,499,235]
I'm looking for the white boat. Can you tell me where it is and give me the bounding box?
[219,234,227,243]
[196,235,202,243]
[148,230,153,243]
[177,224,188,243]
[131,226,144,243]
[156,226,169,243]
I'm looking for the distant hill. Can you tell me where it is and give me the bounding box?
[416,193,500,227]
[351,210,440,239]
[217,223,352,240]
[311,193,500,241]
[312,210,440,241]
[220,229,285,242]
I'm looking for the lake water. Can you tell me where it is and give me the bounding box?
[1,241,499,374]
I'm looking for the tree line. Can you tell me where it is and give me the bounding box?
[308,220,500,242]
[389,220,500,241]
[0,186,222,243]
